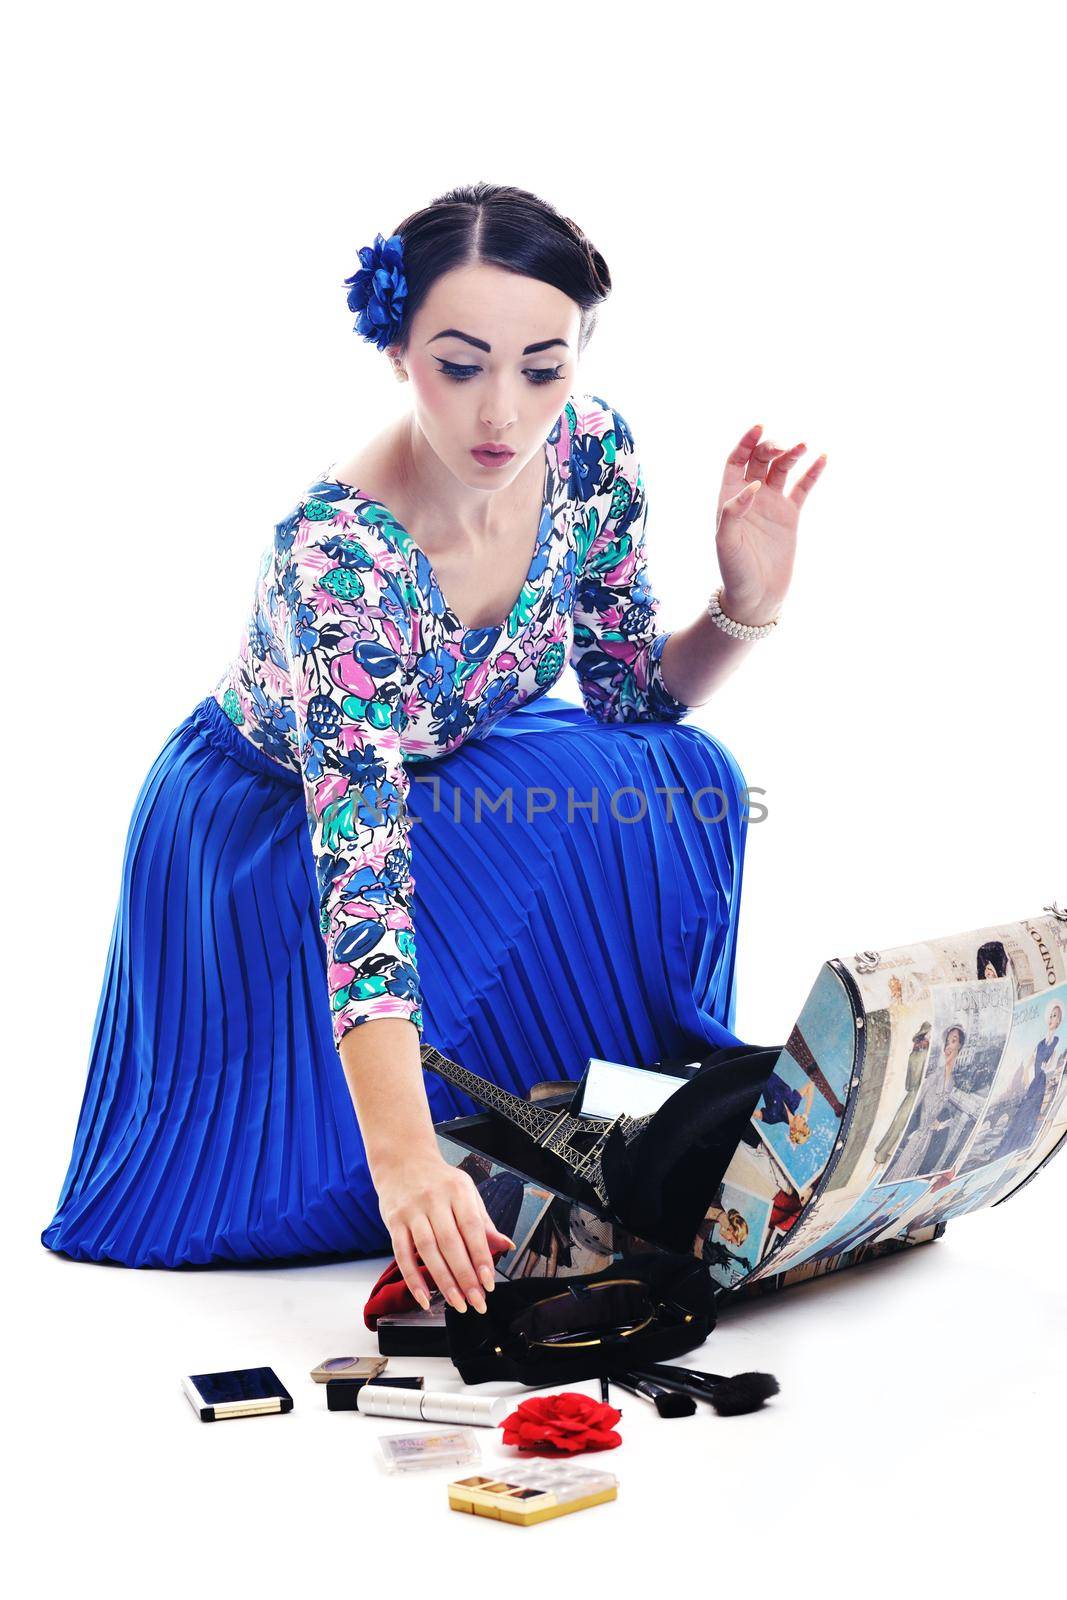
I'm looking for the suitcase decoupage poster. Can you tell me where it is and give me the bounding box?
[698,910,1067,1292]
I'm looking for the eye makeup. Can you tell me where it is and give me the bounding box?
[309,1354,388,1383]
[447,1463,618,1525]
[435,358,566,385]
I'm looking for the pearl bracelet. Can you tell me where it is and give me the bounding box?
[706,587,781,641]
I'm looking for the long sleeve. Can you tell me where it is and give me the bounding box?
[568,402,692,724]
[278,500,423,1049]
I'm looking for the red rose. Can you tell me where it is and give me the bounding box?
[498,1391,623,1456]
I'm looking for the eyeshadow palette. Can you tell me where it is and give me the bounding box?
[447,1463,618,1526]
[309,1355,388,1384]
[182,1366,293,1422]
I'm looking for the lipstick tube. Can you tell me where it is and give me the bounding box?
[348,1381,506,1427]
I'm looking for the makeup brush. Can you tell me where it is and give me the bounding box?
[606,1371,696,1418]
[637,1361,779,1403]
[628,1362,779,1416]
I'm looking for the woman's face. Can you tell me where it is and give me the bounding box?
[1050,1005,1063,1033]
[392,262,582,490]
[720,1213,747,1247]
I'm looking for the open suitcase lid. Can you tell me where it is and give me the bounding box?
[421,905,1067,1300]
[700,904,1067,1290]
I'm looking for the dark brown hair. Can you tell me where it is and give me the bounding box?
[387,182,611,355]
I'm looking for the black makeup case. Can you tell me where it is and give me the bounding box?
[443,1251,718,1385]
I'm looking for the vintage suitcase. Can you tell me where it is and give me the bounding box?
[427,904,1067,1307]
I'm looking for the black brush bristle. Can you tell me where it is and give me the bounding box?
[612,1371,697,1418]
[709,1371,780,1415]
[653,1388,697,1418]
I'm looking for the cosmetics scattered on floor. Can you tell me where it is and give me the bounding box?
[181,1350,778,1526]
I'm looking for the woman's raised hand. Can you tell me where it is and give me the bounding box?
[714,425,827,628]
[375,1148,517,1314]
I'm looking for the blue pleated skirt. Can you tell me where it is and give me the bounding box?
[40,692,749,1268]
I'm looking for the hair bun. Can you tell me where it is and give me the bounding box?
[560,214,611,293]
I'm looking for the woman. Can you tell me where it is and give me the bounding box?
[40,183,826,1310]
[866,1020,932,1180]
[992,1002,1063,1161]
[890,1023,974,1179]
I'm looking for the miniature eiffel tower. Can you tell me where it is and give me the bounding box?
[420,1043,650,1207]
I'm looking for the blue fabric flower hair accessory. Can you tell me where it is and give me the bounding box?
[343,231,408,351]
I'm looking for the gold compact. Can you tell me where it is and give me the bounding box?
[447,1465,618,1526]
[309,1355,388,1384]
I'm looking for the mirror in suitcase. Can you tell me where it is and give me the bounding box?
[428,905,1067,1301]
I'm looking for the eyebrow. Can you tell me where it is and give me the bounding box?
[427,328,569,355]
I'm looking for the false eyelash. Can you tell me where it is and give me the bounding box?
[436,360,565,386]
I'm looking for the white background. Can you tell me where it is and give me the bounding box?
[6,1,1065,1592]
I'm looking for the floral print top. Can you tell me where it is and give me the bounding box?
[210,390,692,1050]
